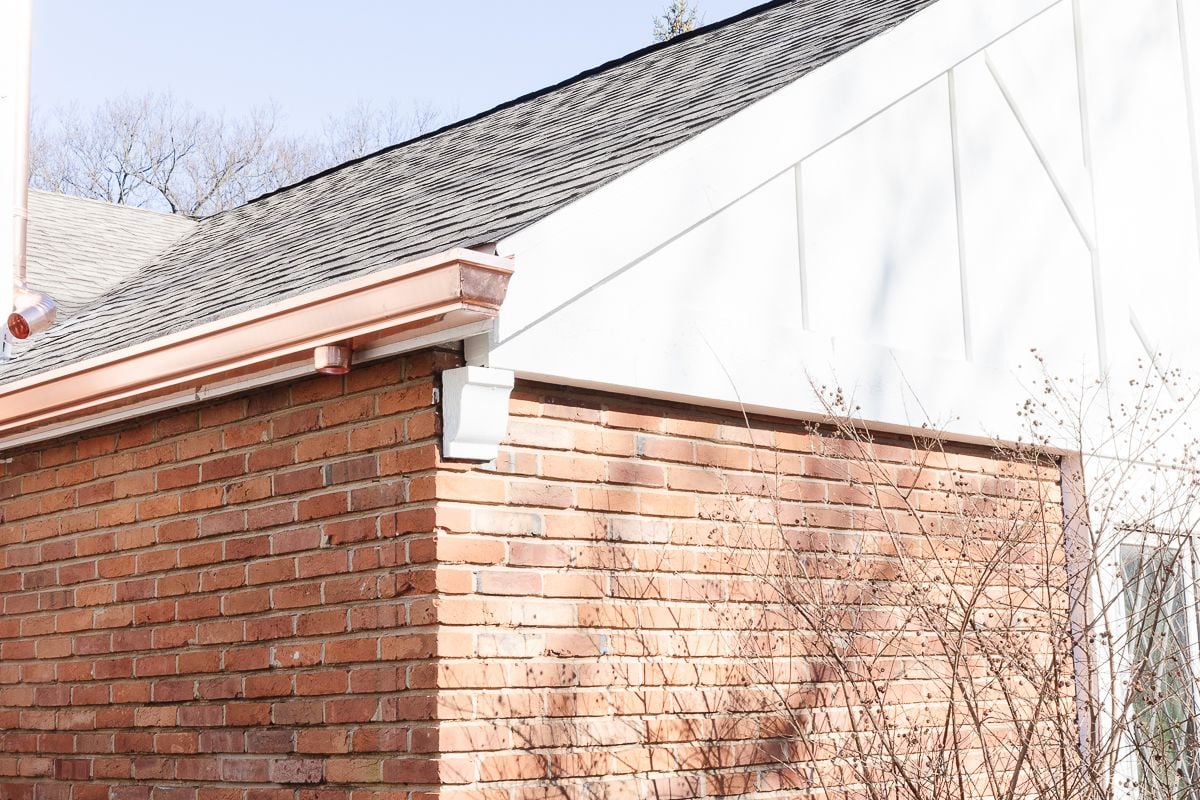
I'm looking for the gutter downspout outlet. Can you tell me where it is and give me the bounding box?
[313,343,353,375]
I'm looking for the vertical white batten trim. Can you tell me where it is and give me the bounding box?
[1,0,33,360]
[947,68,973,361]
[1175,0,1200,262]
[1071,0,1108,370]
[792,162,811,332]
[9,0,31,288]
[499,73,952,349]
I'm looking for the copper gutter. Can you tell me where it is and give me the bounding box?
[0,248,511,439]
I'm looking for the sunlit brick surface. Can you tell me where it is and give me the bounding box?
[0,361,1064,798]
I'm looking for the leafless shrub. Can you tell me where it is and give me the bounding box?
[724,358,1200,800]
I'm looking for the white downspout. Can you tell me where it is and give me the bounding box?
[3,0,54,351]
[0,1,27,359]
[11,0,31,292]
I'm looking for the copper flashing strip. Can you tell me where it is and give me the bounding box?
[0,248,512,439]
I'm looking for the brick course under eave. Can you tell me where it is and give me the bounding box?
[0,348,1066,797]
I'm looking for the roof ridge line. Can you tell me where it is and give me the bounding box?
[29,189,198,223]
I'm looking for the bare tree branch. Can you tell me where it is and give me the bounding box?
[30,93,446,217]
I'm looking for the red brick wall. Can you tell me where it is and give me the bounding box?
[0,350,456,799]
[429,382,1066,799]
[0,356,1065,799]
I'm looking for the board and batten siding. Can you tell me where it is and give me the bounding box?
[490,0,1200,448]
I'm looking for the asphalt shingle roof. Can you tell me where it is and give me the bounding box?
[5,0,937,384]
[24,190,195,318]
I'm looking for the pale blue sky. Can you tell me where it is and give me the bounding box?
[33,1,756,137]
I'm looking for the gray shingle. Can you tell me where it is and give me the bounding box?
[24,190,195,318]
[4,0,937,384]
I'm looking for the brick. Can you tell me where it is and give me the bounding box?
[270,758,324,784]
[477,570,542,596]
[508,481,573,508]
[325,697,378,723]
[200,455,244,482]
[508,542,569,568]
[322,395,375,426]
[539,455,605,482]
[273,466,324,496]
[297,729,350,754]
[504,420,574,450]
[325,637,378,664]
[248,502,297,531]
[573,486,639,513]
[323,757,383,784]
[296,491,348,522]
[248,443,294,471]
[378,383,434,414]
[296,431,350,462]
[405,409,439,441]
[325,455,379,484]
[379,443,439,476]
[272,407,322,439]
[177,430,223,460]
[180,486,223,512]
[606,461,666,487]
[436,474,506,503]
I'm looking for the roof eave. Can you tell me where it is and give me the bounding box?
[0,247,512,449]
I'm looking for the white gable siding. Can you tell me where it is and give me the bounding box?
[802,77,964,362]
[491,0,1198,446]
